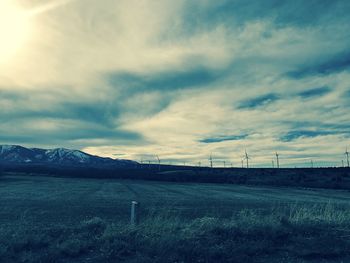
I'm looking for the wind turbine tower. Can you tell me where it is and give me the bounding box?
[156,155,161,171]
[345,148,350,168]
[209,154,213,168]
[275,152,280,168]
[244,150,250,168]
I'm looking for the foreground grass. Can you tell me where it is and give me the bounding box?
[1,203,350,263]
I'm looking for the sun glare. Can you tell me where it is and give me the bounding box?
[0,1,31,65]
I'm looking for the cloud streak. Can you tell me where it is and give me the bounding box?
[199,134,248,144]
[28,0,76,16]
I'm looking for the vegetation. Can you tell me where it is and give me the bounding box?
[1,203,350,262]
[1,174,350,262]
[2,163,350,190]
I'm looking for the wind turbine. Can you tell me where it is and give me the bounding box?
[223,161,226,168]
[241,158,244,168]
[156,155,161,171]
[342,160,344,168]
[272,160,275,168]
[209,154,213,168]
[345,148,350,168]
[244,150,250,168]
[275,152,280,168]
[311,159,314,168]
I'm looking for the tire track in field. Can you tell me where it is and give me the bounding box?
[120,182,141,199]
[151,184,213,200]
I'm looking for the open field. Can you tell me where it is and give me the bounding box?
[2,164,350,190]
[1,174,350,262]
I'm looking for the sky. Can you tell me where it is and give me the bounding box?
[0,0,350,168]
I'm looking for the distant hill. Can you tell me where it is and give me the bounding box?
[0,145,138,168]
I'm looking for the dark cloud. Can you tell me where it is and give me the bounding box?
[60,101,120,128]
[238,93,280,109]
[0,90,26,101]
[0,127,141,143]
[199,134,248,143]
[280,122,350,143]
[286,51,350,78]
[180,0,350,35]
[280,126,350,142]
[107,67,220,92]
[283,121,350,132]
[280,130,335,142]
[344,89,350,98]
[0,89,144,147]
[0,87,170,128]
[0,94,119,128]
[298,86,332,99]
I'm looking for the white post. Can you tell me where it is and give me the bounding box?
[131,201,139,225]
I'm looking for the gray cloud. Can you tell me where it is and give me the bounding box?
[180,0,350,34]
[280,130,337,142]
[107,66,221,93]
[237,93,280,109]
[297,86,332,99]
[286,51,350,78]
[199,134,248,144]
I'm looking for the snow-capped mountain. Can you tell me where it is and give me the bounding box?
[0,145,138,167]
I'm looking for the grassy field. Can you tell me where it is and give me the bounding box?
[1,174,350,262]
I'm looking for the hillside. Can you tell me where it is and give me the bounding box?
[0,145,137,168]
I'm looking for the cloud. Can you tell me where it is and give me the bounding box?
[237,93,280,109]
[343,89,350,98]
[286,51,350,78]
[107,66,220,93]
[28,0,76,16]
[280,130,336,142]
[297,86,332,99]
[181,0,350,32]
[0,88,143,148]
[199,134,248,143]
[0,0,350,167]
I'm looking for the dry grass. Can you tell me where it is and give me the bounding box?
[1,203,350,262]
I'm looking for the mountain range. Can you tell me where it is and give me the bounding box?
[0,145,138,168]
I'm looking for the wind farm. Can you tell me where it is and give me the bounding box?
[1,144,349,190]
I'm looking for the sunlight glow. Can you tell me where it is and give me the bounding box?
[0,1,31,65]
